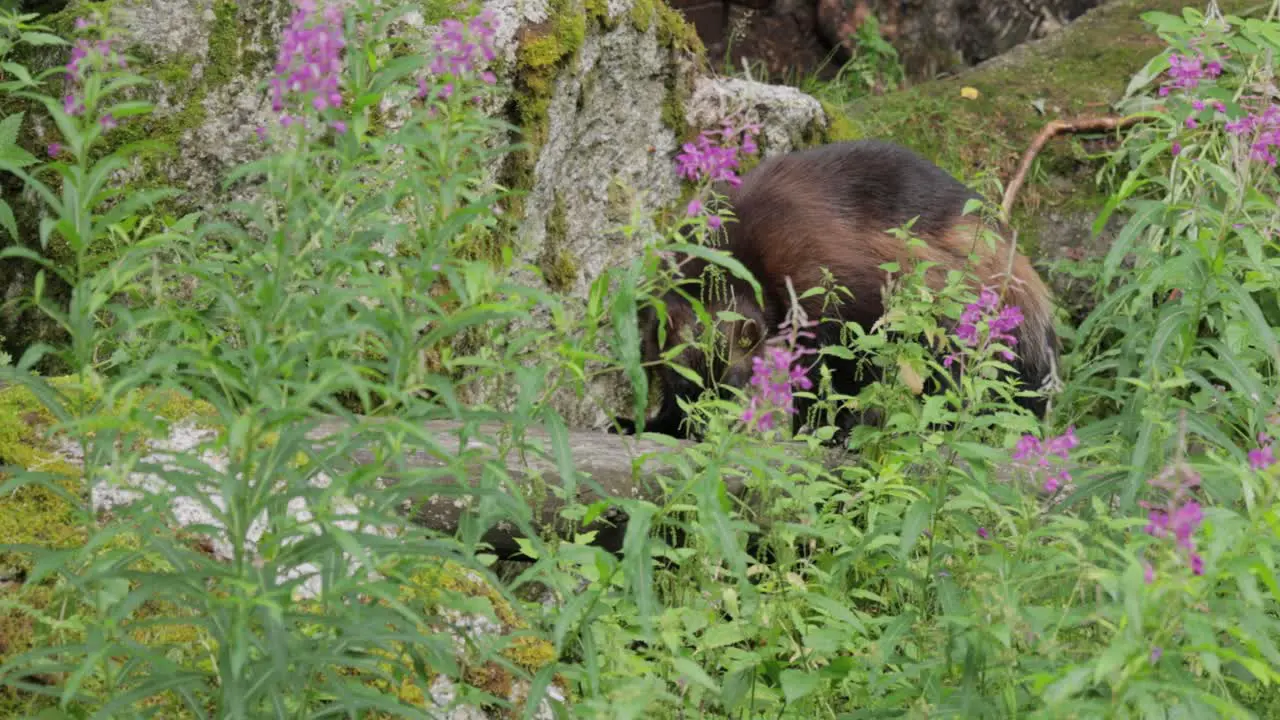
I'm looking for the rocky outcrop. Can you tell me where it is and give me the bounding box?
[477,0,825,427]
[667,0,1108,82]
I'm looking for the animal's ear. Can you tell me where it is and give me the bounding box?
[738,318,761,349]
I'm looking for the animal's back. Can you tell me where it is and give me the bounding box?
[721,140,988,325]
[718,139,1059,409]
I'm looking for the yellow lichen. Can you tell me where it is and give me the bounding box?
[0,377,218,572]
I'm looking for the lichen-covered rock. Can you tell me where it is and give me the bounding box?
[0,379,567,718]
[469,0,830,428]
[686,75,827,155]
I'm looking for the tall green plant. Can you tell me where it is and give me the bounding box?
[1065,1,1280,504]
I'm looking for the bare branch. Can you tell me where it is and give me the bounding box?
[1002,115,1147,217]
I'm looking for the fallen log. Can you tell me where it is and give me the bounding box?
[303,417,845,557]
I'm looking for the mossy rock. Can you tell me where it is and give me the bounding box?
[0,377,559,716]
[0,376,219,575]
[2,554,560,717]
[0,0,288,371]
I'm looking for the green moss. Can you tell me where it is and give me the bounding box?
[396,556,559,665]
[577,64,600,113]
[505,0,703,196]
[817,100,861,144]
[15,0,267,260]
[660,70,690,139]
[584,0,615,31]
[539,193,578,291]
[204,1,242,87]
[500,0,592,236]
[628,0,655,33]
[605,179,632,223]
[512,0,587,149]
[653,1,702,55]
[421,0,485,25]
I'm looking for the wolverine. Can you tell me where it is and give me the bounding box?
[614,139,1061,440]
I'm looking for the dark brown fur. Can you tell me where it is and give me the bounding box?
[614,139,1060,440]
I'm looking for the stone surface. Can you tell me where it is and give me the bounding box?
[686,75,826,155]
[667,0,1110,82]
[42,411,576,718]
[446,0,829,429]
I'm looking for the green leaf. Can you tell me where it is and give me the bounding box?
[801,592,867,636]
[779,668,822,704]
[899,497,931,556]
[17,31,66,46]
[544,412,579,503]
[0,143,38,167]
[608,267,647,425]
[701,621,748,650]
[620,500,657,634]
[0,111,23,149]
[671,657,720,693]
[1100,200,1164,289]
[0,62,35,87]
[720,667,756,711]
[665,241,763,305]
[0,200,18,242]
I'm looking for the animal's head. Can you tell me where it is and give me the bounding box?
[638,277,768,400]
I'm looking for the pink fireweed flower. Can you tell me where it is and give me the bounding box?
[675,120,761,187]
[741,282,817,433]
[1011,426,1078,494]
[420,10,499,98]
[65,35,126,83]
[1141,461,1205,576]
[60,16,130,129]
[676,133,743,186]
[1250,433,1276,470]
[63,93,84,116]
[944,286,1024,368]
[1158,51,1223,96]
[269,0,347,130]
[677,119,761,232]
[741,345,814,431]
[1224,102,1280,166]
